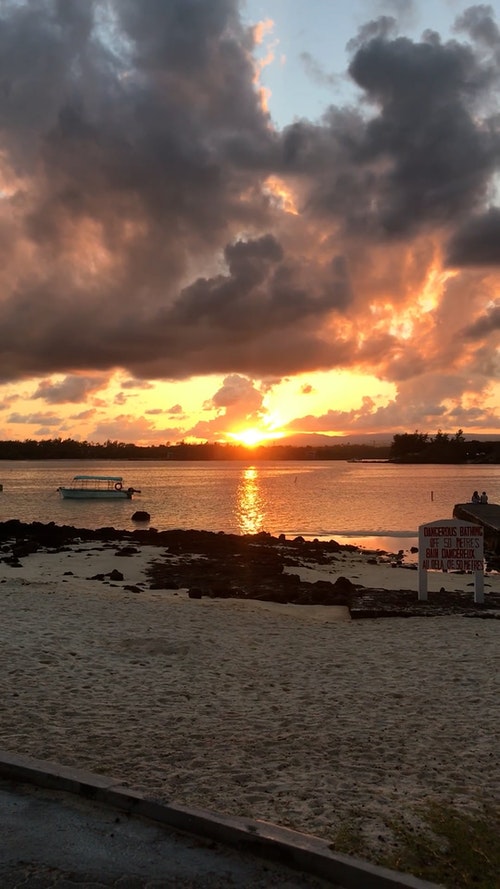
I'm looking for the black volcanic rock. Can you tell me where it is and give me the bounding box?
[132,511,151,522]
[1,521,498,617]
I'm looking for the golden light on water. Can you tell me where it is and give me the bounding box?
[237,467,265,535]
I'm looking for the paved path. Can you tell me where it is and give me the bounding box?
[0,778,332,888]
[0,752,438,889]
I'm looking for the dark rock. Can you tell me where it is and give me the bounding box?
[132,511,151,522]
[12,540,40,559]
[115,546,140,557]
[188,588,203,599]
[331,576,357,594]
[89,569,124,582]
[108,569,124,581]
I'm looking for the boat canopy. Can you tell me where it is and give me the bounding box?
[72,475,124,482]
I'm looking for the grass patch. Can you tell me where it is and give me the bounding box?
[331,803,500,888]
[328,814,366,859]
[381,802,500,888]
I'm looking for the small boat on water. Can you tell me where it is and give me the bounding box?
[57,475,141,500]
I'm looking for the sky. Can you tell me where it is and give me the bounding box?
[0,0,499,447]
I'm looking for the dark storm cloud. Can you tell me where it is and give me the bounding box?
[278,24,499,248]
[168,233,347,342]
[346,15,399,52]
[454,4,500,50]
[446,208,500,266]
[344,25,498,236]
[0,0,499,400]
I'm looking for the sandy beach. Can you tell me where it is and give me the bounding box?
[0,534,499,863]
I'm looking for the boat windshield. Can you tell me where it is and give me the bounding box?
[73,475,124,482]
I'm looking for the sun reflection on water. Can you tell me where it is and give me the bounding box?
[237,467,266,535]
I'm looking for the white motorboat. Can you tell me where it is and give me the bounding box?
[57,475,140,500]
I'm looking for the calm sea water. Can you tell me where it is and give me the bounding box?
[1,459,499,552]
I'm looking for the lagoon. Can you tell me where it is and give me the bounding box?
[1,459,499,552]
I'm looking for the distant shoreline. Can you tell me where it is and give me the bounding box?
[0,433,499,463]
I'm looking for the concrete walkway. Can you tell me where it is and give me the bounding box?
[0,751,438,888]
[453,501,500,551]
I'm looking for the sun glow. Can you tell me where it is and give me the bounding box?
[229,427,284,447]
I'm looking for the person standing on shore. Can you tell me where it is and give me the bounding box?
[480,491,488,503]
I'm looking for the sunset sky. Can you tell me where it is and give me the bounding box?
[0,0,499,446]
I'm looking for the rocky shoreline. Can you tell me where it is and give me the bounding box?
[1,520,499,619]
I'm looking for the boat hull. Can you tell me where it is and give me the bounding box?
[58,488,133,500]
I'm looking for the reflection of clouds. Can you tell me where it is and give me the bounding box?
[237,467,266,535]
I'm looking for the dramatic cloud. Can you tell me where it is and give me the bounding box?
[32,374,108,403]
[0,1,499,437]
[188,374,268,439]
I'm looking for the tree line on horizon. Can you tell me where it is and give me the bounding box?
[0,437,386,461]
[390,429,500,463]
[0,430,498,462]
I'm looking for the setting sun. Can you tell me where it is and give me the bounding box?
[229,428,281,447]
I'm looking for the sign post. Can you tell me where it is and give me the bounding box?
[418,519,484,603]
